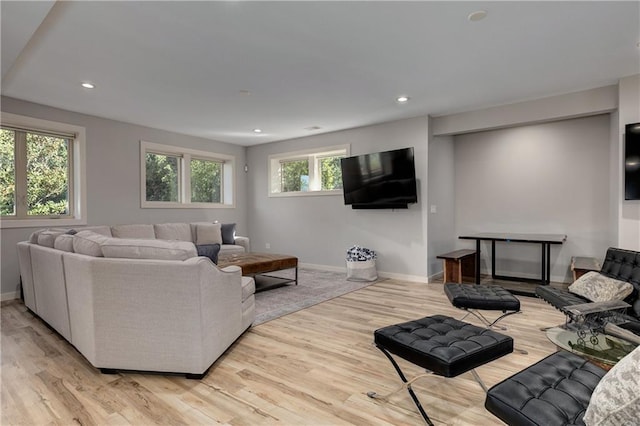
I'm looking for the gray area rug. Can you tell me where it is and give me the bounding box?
[254,267,385,325]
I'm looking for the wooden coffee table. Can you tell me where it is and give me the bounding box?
[217,252,298,289]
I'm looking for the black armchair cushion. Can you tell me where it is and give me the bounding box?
[485,351,606,426]
[445,283,520,311]
[535,285,590,312]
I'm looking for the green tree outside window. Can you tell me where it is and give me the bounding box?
[281,159,309,192]
[145,152,179,202]
[1,128,70,217]
[191,158,222,203]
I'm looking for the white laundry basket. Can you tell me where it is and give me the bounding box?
[346,246,377,282]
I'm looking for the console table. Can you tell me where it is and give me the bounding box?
[458,233,566,286]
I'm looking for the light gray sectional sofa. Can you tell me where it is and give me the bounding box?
[17,222,254,379]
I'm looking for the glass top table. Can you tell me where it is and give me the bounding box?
[546,326,638,369]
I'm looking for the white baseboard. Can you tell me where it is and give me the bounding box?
[299,262,429,284]
[1,291,20,302]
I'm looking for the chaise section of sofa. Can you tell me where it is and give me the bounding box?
[16,221,254,378]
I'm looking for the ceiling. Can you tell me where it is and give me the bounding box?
[1,1,639,146]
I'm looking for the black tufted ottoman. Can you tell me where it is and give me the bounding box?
[370,315,514,425]
[485,350,606,425]
[444,283,521,329]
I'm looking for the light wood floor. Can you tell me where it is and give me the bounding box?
[1,279,566,425]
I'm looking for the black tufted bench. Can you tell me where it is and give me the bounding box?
[485,350,606,425]
[370,315,514,425]
[444,283,521,329]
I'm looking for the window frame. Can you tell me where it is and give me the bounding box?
[140,141,235,209]
[0,112,86,229]
[268,144,350,198]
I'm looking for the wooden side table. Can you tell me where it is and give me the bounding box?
[437,249,476,283]
[571,256,601,281]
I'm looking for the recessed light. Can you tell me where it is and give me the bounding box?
[468,10,487,22]
[253,128,263,133]
[81,82,95,89]
[396,96,410,103]
[305,126,322,131]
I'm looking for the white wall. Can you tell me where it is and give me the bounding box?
[0,96,248,299]
[246,116,430,281]
[426,134,455,279]
[454,115,613,283]
[617,74,640,250]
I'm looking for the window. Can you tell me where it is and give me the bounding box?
[0,113,86,228]
[141,141,234,208]
[190,158,222,203]
[145,152,180,202]
[268,145,349,197]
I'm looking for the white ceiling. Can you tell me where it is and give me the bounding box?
[2,1,639,146]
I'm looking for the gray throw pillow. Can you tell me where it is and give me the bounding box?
[221,223,236,245]
[197,244,221,264]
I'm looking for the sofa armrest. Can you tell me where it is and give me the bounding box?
[234,236,250,252]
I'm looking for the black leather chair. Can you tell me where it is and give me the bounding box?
[485,350,606,426]
[536,247,640,332]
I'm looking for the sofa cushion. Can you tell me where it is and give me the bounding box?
[583,346,640,426]
[111,224,156,239]
[221,223,236,244]
[73,230,110,257]
[37,230,67,247]
[79,225,113,237]
[569,271,634,303]
[195,223,222,245]
[196,243,221,264]
[101,238,197,260]
[154,222,192,241]
[54,234,75,252]
[219,244,245,255]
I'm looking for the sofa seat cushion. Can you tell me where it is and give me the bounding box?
[101,238,197,260]
[485,351,606,426]
[220,244,245,254]
[111,224,156,239]
[241,276,256,302]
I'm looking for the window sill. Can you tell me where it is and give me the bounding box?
[141,202,235,209]
[269,190,342,198]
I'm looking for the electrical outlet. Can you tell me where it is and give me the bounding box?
[430,205,437,214]
[265,243,271,249]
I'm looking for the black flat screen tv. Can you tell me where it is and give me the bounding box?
[625,122,640,200]
[340,147,418,209]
